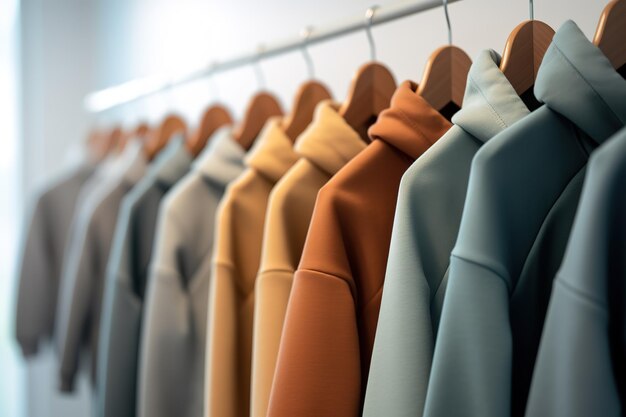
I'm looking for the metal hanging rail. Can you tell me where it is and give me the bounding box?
[84,0,462,112]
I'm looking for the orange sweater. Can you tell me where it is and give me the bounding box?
[251,101,365,417]
[268,81,452,417]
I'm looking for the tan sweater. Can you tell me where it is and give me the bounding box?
[251,101,366,417]
[205,119,298,417]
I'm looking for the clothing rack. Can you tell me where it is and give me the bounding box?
[84,0,463,113]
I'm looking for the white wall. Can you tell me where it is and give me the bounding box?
[21,0,98,195]
[92,0,608,129]
[19,2,98,416]
[23,0,610,186]
[1,0,24,416]
[17,0,610,416]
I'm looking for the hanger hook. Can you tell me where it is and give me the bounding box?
[365,6,378,61]
[529,0,534,20]
[254,45,267,90]
[442,0,452,45]
[300,26,315,79]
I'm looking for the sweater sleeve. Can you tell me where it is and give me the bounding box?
[138,265,193,417]
[524,278,620,417]
[267,269,361,417]
[138,208,192,417]
[363,219,435,417]
[423,255,511,417]
[100,273,142,416]
[56,207,98,392]
[251,269,294,417]
[15,195,51,357]
[204,262,239,417]
[524,138,626,417]
[97,201,142,417]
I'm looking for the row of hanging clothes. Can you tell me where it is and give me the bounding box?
[14,0,626,416]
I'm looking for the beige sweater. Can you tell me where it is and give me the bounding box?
[205,119,298,417]
[251,101,365,417]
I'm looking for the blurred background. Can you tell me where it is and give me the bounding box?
[1,0,607,415]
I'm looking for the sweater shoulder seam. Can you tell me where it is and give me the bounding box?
[450,253,511,292]
[555,276,608,313]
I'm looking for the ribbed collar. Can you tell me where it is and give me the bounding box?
[295,100,366,176]
[368,81,452,159]
[63,142,99,172]
[535,20,626,145]
[453,49,531,142]
[151,135,192,186]
[195,126,246,187]
[245,117,299,183]
[116,139,148,187]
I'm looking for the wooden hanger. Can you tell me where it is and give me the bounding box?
[107,127,123,154]
[117,122,150,153]
[233,92,283,151]
[116,129,130,153]
[417,46,471,113]
[417,0,470,115]
[339,63,397,142]
[593,0,626,71]
[133,122,150,139]
[340,7,397,142]
[186,105,233,156]
[144,114,187,160]
[282,81,332,142]
[281,28,333,142]
[87,128,109,161]
[499,20,555,97]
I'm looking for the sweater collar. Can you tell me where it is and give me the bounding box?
[117,139,148,187]
[195,126,246,187]
[368,81,452,159]
[245,117,299,183]
[535,20,626,145]
[295,100,366,176]
[453,49,531,142]
[151,135,192,186]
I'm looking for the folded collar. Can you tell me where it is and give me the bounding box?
[535,20,626,145]
[368,81,452,159]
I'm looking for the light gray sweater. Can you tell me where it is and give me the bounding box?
[15,161,94,357]
[364,49,530,417]
[424,21,626,417]
[97,136,192,417]
[137,129,245,417]
[56,140,147,391]
[525,126,626,417]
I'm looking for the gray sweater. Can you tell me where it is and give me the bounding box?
[97,137,192,417]
[137,129,245,417]
[525,126,626,417]
[56,140,147,391]
[364,49,530,417]
[424,21,626,417]
[15,161,94,357]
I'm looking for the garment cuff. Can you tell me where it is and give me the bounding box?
[59,373,75,393]
[20,341,39,357]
